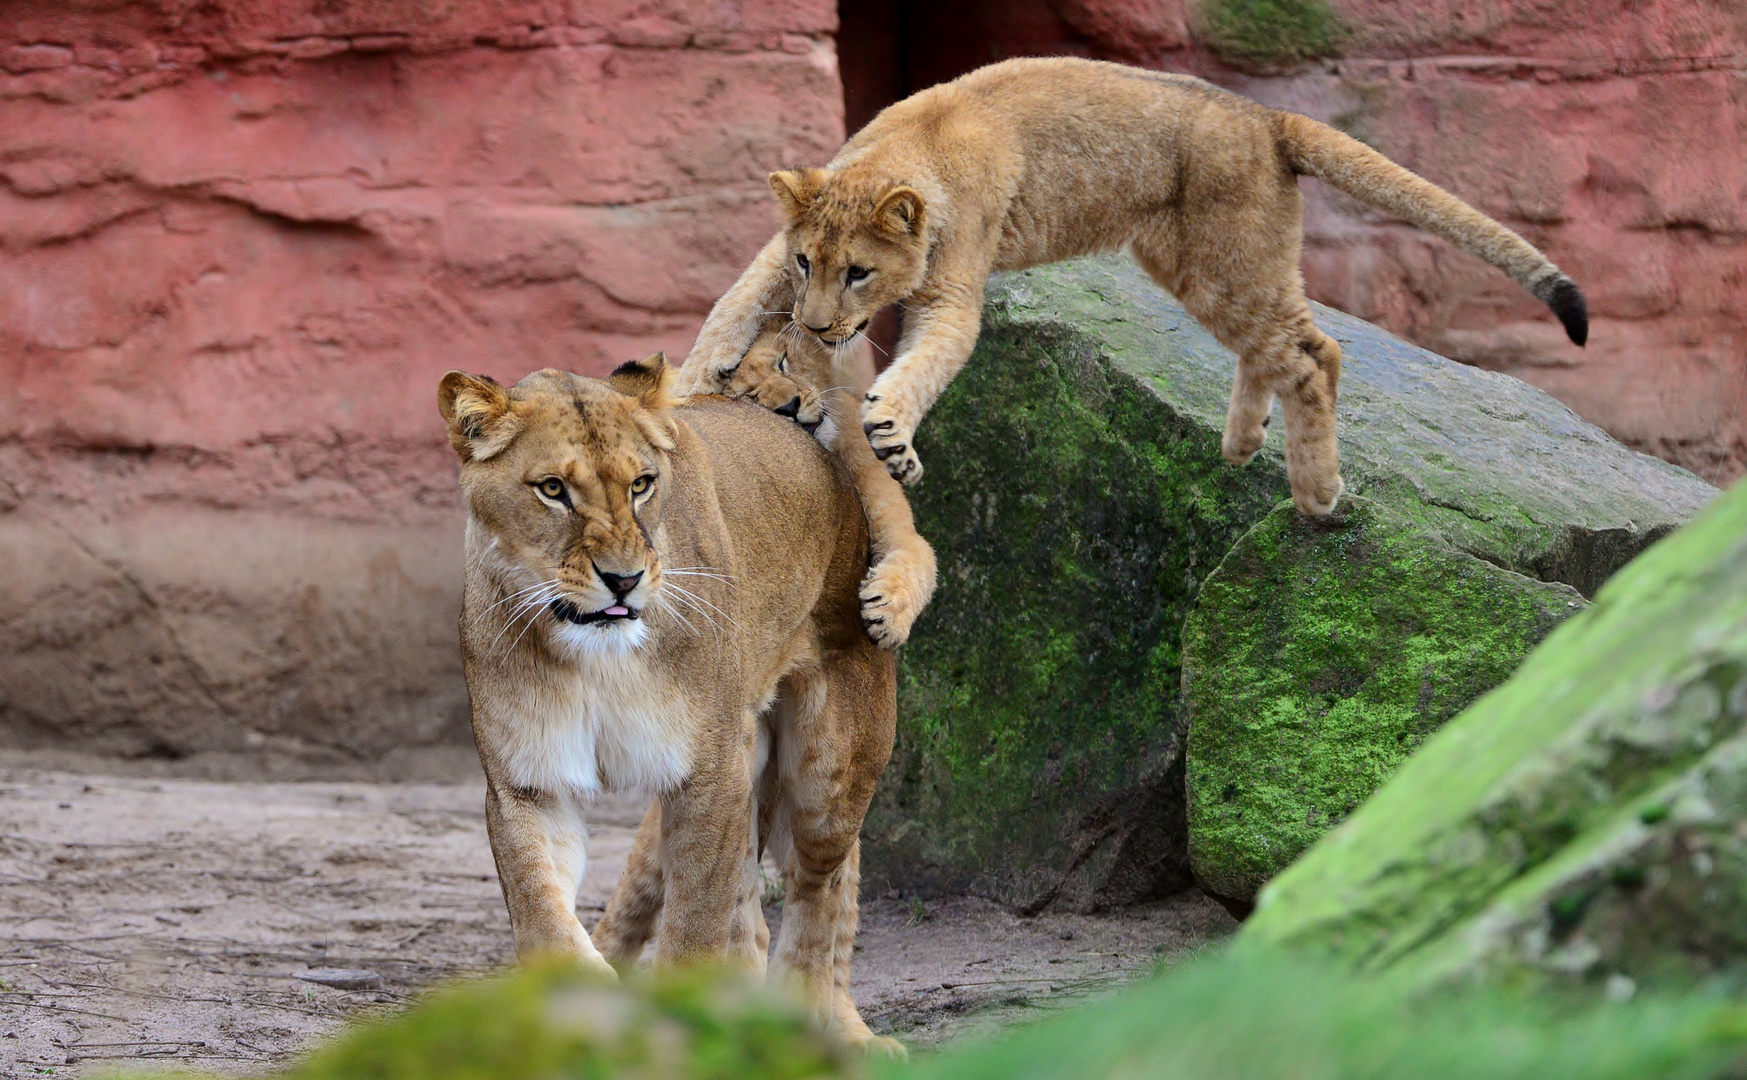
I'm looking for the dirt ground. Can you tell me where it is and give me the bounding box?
[0,753,1235,1076]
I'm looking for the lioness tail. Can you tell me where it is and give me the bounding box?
[1276,112,1587,346]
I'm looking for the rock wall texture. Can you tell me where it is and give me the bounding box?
[842,0,1747,485]
[0,1,842,759]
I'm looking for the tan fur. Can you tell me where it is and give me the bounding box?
[438,357,901,1054]
[681,56,1588,516]
[713,327,937,649]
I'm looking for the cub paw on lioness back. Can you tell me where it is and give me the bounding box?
[702,326,937,649]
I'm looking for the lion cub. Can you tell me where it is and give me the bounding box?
[713,326,936,650]
[439,356,900,1053]
[681,56,1588,517]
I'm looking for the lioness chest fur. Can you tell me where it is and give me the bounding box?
[440,356,902,1055]
[681,56,1587,517]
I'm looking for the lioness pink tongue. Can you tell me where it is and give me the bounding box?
[605,605,630,617]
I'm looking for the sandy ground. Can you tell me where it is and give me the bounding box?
[0,757,1235,1076]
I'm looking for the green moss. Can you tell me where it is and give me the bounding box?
[1185,499,1586,900]
[868,321,1287,907]
[1198,0,1348,66]
[901,950,1747,1080]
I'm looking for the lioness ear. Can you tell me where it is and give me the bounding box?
[438,371,520,462]
[769,168,825,223]
[609,353,679,452]
[874,185,925,237]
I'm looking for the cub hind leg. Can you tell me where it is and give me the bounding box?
[1131,220,1344,516]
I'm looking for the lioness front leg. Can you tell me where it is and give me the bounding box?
[861,271,988,486]
[483,781,614,977]
[651,713,763,969]
[679,233,792,394]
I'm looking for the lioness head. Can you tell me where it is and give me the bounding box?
[768,168,930,347]
[438,355,680,658]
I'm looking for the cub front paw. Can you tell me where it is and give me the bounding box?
[861,395,923,485]
[859,545,936,650]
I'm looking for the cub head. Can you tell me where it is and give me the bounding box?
[768,167,930,347]
[438,354,680,659]
[714,327,844,444]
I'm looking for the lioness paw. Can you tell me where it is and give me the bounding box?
[859,545,936,650]
[861,395,923,486]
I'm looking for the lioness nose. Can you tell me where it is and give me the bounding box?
[804,323,832,335]
[774,396,802,419]
[594,565,644,599]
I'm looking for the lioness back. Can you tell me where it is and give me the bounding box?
[673,396,870,641]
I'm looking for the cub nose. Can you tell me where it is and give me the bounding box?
[774,396,802,420]
[804,323,832,336]
[594,565,644,599]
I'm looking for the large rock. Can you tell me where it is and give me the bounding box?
[1240,478,1747,993]
[863,255,1713,912]
[1183,498,1587,904]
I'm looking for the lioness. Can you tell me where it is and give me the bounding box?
[438,356,899,1052]
[714,325,936,649]
[680,56,1589,517]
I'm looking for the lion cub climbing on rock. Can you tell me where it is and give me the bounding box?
[713,326,935,650]
[681,56,1588,517]
[439,356,900,1054]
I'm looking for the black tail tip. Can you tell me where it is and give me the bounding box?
[1547,278,1588,347]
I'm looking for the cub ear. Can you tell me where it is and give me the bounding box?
[768,168,826,223]
[438,371,520,462]
[874,185,925,237]
[609,353,680,452]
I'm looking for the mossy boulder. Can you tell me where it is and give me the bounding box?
[1184,497,1588,904]
[1240,478,1747,994]
[865,255,1713,912]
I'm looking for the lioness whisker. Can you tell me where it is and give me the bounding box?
[654,593,700,638]
[666,582,736,629]
[480,575,564,618]
[663,588,722,637]
[490,582,564,651]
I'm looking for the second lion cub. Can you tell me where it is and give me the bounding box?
[716,327,936,650]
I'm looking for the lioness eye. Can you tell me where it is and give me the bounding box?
[846,265,870,283]
[535,477,569,503]
[630,475,654,496]
[795,253,810,274]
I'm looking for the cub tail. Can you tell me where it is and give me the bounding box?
[1276,111,1587,347]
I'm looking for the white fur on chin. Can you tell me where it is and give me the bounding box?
[548,615,649,659]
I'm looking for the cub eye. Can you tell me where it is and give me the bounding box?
[776,354,789,374]
[846,265,871,283]
[630,475,655,497]
[534,477,569,504]
[795,253,810,274]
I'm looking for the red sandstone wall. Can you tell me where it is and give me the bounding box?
[842,0,1747,485]
[0,1,842,760]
